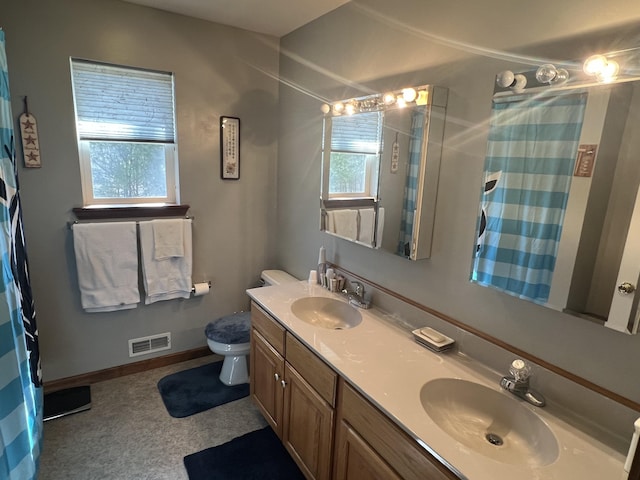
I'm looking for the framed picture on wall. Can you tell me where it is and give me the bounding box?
[220,116,240,179]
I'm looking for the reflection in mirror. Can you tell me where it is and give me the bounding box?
[320,85,448,260]
[471,48,640,334]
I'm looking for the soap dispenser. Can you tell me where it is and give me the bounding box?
[317,246,327,286]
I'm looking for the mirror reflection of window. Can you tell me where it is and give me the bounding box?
[328,112,382,198]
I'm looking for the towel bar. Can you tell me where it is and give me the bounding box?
[68,216,194,230]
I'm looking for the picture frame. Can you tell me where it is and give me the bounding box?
[220,116,240,179]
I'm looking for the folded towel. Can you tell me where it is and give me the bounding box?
[375,207,385,249]
[358,208,376,245]
[325,210,336,233]
[139,219,192,304]
[72,222,140,312]
[152,219,184,259]
[332,209,359,241]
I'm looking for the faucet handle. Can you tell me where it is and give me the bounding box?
[509,359,532,382]
[352,281,365,298]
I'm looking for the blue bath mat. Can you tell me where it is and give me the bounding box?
[184,426,305,480]
[157,361,249,418]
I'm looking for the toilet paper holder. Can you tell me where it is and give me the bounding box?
[191,281,212,294]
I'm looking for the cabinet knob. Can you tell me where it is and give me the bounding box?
[281,379,287,389]
[618,282,636,295]
[274,373,280,381]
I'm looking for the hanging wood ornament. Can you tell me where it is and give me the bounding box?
[20,96,41,168]
[390,132,400,173]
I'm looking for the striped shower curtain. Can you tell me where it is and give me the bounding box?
[397,107,425,257]
[472,92,587,304]
[0,30,43,480]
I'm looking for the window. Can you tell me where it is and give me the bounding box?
[327,111,382,198]
[70,59,178,206]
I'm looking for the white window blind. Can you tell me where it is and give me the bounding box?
[330,112,382,154]
[71,59,175,143]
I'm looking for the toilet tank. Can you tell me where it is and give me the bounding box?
[261,270,298,286]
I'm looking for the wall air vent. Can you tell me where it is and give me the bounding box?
[128,332,171,357]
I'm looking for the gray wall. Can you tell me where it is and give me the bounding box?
[277,0,640,402]
[2,0,280,382]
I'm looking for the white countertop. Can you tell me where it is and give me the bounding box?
[247,281,627,480]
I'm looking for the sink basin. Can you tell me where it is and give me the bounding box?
[420,378,558,467]
[291,297,362,330]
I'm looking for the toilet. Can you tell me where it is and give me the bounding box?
[205,269,298,386]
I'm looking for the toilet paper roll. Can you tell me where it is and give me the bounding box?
[192,282,210,297]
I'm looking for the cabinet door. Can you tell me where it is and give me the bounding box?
[283,363,334,480]
[334,420,402,480]
[250,329,285,437]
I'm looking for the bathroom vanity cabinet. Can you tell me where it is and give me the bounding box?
[335,380,457,480]
[250,303,336,480]
[250,302,457,480]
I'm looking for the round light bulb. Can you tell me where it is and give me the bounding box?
[496,70,515,88]
[402,88,417,103]
[345,103,356,115]
[549,68,569,85]
[383,93,396,105]
[535,64,557,84]
[597,60,619,83]
[396,96,407,108]
[333,102,344,114]
[511,74,527,92]
[583,55,607,76]
[320,103,331,114]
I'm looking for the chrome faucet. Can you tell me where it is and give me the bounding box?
[341,281,371,309]
[500,359,545,407]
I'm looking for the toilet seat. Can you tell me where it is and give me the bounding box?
[205,311,251,386]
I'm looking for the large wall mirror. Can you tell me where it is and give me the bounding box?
[320,85,448,260]
[471,49,640,334]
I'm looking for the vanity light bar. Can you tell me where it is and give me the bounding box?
[496,51,625,92]
[321,85,434,117]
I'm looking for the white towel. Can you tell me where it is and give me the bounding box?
[325,210,336,233]
[152,219,184,259]
[73,222,140,312]
[332,209,358,241]
[375,207,385,249]
[358,208,376,245]
[139,219,192,304]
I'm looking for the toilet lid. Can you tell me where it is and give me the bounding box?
[205,311,251,344]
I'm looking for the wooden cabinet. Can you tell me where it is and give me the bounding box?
[251,302,336,480]
[334,420,402,480]
[335,380,458,480]
[250,329,284,434]
[250,302,458,480]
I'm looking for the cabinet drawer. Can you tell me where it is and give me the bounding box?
[339,380,459,480]
[251,302,286,355]
[286,333,337,407]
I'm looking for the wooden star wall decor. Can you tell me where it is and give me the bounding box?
[20,97,41,168]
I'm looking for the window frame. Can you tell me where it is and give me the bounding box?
[327,151,378,199]
[322,111,383,201]
[71,59,179,207]
[77,140,177,206]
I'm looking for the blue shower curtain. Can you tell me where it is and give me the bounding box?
[0,30,43,480]
[397,107,425,256]
[472,92,587,304]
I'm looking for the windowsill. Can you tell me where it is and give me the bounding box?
[322,198,377,209]
[72,204,190,220]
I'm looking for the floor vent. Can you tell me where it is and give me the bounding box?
[128,332,171,357]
